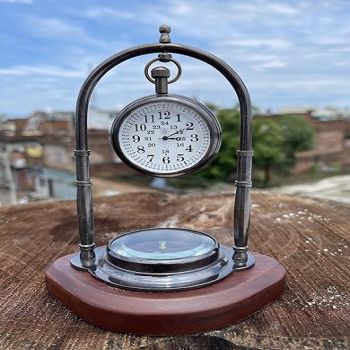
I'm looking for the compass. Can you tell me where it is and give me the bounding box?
[89,228,235,291]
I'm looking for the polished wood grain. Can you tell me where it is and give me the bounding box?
[45,251,285,335]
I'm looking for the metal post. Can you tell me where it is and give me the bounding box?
[233,150,253,267]
[74,149,95,268]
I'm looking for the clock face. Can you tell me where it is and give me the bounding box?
[111,95,221,177]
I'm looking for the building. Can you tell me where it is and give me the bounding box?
[256,108,350,174]
[0,108,133,205]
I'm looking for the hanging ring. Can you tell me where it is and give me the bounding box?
[144,57,182,84]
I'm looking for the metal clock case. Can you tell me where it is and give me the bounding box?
[110,94,222,177]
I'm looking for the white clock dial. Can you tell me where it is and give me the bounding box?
[111,96,221,177]
[118,101,210,175]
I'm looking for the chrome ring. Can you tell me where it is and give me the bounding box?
[144,57,182,84]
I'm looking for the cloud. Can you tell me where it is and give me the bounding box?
[252,78,345,90]
[218,39,292,50]
[0,65,84,78]
[0,0,32,3]
[1,0,350,114]
[79,1,299,38]
[253,60,288,71]
[27,17,104,46]
[264,3,299,15]
[84,7,134,20]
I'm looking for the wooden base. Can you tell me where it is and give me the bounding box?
[45,252,286,335]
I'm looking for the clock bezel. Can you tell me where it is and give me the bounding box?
[110,94,222,178]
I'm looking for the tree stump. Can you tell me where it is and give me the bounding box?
[0,191,349,349]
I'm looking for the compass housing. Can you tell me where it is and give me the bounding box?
[87,228,238,291]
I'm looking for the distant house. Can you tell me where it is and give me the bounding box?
[255,108,350,174]
[87,107,117,130]
[0,108,133,204]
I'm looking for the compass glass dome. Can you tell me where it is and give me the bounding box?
[109,228,216,261]
[91,228,232,291]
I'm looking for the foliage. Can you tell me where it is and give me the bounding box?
[278,115,314,166]
[183,108,314,187]
[187,108,240,183]
[252,118,287,185]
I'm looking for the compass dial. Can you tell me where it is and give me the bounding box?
[110,228,216,261]
[111,95,221,177]
[105,228,222,275]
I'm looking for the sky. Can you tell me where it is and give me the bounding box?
[0,0,349,116]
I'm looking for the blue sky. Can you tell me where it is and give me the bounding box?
[0,0,349,116]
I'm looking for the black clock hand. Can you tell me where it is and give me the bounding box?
[166,129,183,138]
[161,129,184,140]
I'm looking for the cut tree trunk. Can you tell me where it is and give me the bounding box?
[0,191,349,349]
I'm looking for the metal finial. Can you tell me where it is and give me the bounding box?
[159,24,171,43]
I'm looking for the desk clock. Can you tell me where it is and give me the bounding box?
[45,25,286,335]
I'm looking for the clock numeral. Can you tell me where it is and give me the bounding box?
[162,156,171,164]
[144,115,155,123]
[185,145,193,152]
[186,122,194,130]
[137,146,145,153]
[135,124,146,132]
[170,125,178,129]
[177,142,184,147]
[191,134,199,142]
[158,111,170,120]
[146,155,154,162]
[147,143,156,147]
[160,121,169,125]
[152,125,161,129]
[132,135,140,143]
[176,114,181,122]
[146,130,154,134]
[162,149,169,154]
[177,154,185,162]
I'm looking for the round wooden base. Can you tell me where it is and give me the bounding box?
[45,250,286,335]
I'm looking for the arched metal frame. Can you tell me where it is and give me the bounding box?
[74,42,253,269]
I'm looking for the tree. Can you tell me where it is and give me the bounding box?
[252,118,286,185]
[175,107,314,187]
[277,115,314,169]
[187,109,314,186]
[253,115,314,185]
[194,108,241,181]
